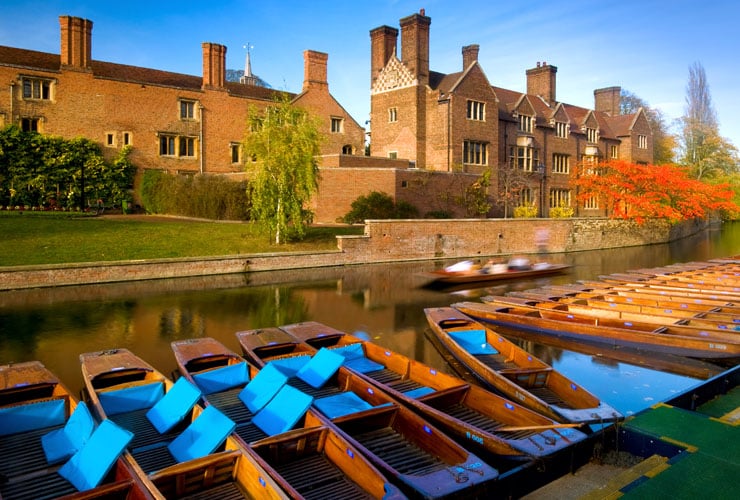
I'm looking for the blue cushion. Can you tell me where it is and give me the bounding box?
[314,392,373,419]
[332,344,384,373]
[0,398,66,436]
[296,348,345,389]
[267,355,310,378]
[404,386,436,399]
[146,377,201,434]
[252,385,313,436]
[449,329,498,355]
[42,402,95,464]
[99,382,164,416]
[58,419,133,492]
[238,363,288,414]
[167,406,236,463]
[192,362,250,395]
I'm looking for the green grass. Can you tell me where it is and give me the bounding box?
[0,212,364,266]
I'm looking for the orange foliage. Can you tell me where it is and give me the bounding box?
[573,160,738,223]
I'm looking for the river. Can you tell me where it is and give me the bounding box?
[1,221,739,418]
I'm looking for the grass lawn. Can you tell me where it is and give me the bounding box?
[0,212,364,267]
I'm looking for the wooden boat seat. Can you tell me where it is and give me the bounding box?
[473,353,518,371]
[271,452,369,499]
[150,450,245,499]
[500,368,553,388]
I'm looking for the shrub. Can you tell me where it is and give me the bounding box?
[425,210,452,219]
[341,191,419,223]
[550,203,574,218]
[514,203,538,218]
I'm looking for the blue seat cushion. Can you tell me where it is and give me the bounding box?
[0,398,66,436]
[42,401,95,464]
[238,362,288,414]
[449,329,498,355]
[146,377,201,434]
[314,392,373,419]
[167,406,236,463]
[267,355,310,378]
[99,382,164,416]
[332,344,384,373]
[192,362,250,395]
[58,419,133,492]
[296,348,345,389]
[252,385,313,436]
[404,386,436,399]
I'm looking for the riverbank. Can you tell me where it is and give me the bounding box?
[0,217,709,290]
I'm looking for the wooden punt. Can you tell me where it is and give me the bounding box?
[235,331,500,498]
[595,275,740,298]
[79,348,288,500]
[420,263,570,287]
[0,360,152,500]
[170,337,406,499]
[452,300,740,361]
[243,322,588,460]
[481,295,740,333]
[423,308,622,425]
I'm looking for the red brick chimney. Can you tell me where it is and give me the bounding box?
[462,44,479,70]
[303,50,328,92]
[370,25,399,86]
[202,43,226,90]
[526,62,557,104]
[594,86,622,116]
[59,16,92,70]
[399,10,431,86]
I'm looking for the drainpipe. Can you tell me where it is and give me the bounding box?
[199,103,205,174]
[9,81,15,121]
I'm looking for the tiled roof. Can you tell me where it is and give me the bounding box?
[0,46,60,72]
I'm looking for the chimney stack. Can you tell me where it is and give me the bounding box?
[594,86,622,116]
[202,43,226,89]
[526,62,557,104]
[462,44,479,70]
[303,50,328,92]
[370,25,399,86]
[399,10,431,85]
[59,16,92,70]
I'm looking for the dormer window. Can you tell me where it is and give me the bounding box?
[519,114,533,133]
[638,135,647,149]
[467,100,485,121]
[555,121,569,138]
[585,127,598,143]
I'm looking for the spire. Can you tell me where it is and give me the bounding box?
[240,43,257,85]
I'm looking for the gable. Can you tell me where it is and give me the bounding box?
[372,55,415,94]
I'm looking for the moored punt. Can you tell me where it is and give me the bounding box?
[267,322,589,460]
[170,337,407,499]
[423,308,621,425]
[452,300,740,361]
[236,330,499,498]
[0,360,151,500]
[595,275,740,298]
[482,295,740,333]
[80,348,286,499]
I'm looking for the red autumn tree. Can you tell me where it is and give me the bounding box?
[573,160,739,223]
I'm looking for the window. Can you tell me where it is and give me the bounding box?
[555,121,569,138]
[105,133,115,147]
[518,114,533,133]
[231,143,241,164]
[388,151,398,159]
[586,127,598,143]
[583,194,599,210]
[331,117,343,133]
[610,145,618,159]
[463,141,488,165]
[467,100,485,121]
[21,118,39,132]
[552,154,570,174]
[180,100,196,120]
[159,134,196,157]
[123,132,131,146]
[638,135,647,149]
[520,188,534,206]
[22,78,51,100]
[509,146,538,171]
[342,144,353,155]
[550,189,571,208]
[388,107,397,122]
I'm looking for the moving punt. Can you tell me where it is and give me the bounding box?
[420,263,570,288]
[235,329,500,498]
[170,337,406,499]
[424,308,622,425]
[246,321,589,461]
[0,360,151,500]
[79,348,288,499]
[452,299,740,361]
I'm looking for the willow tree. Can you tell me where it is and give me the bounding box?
[243,97,322,244]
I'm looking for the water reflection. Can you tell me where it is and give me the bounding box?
[1,222,738,414]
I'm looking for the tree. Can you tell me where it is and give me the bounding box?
[463,168,492,217]
[574,160,739,223]
[341,191,418,223]
[495,162,530,218]
[620,89,675,165]
[243,97,322,244]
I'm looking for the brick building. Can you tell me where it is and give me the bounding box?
[369,10,654,217]
[0,16,365,180]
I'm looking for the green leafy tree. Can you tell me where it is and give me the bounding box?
[463,168,492,217]
[243,97,322,244]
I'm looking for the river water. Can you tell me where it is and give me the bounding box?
[2,221,739,418]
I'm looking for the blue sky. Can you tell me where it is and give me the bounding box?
[2,0,739,150]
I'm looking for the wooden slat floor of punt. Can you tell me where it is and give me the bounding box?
[132,442,177,474]
[354,368,427,395]
[527,386,570,408]
[0,424,62,479]
[271,453,371,500]
[0,469,76,500]
[351,426,447,476]
[109,407,181,451]
[205,387,255,424]
[288,377,343,399]
[475,353,519,371]
[179,481,248,500]
[441,402,534,440]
